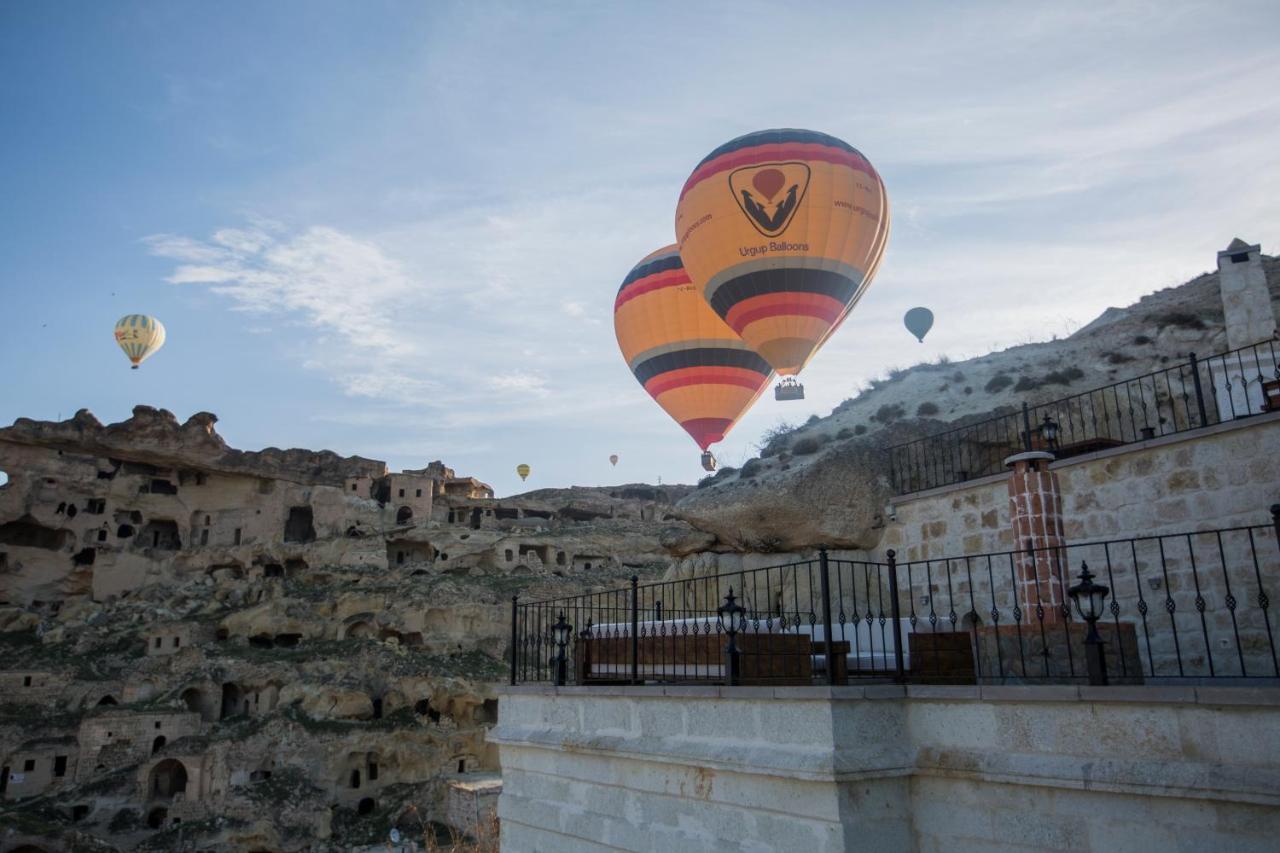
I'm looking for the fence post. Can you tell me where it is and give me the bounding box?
[509,595,519,686]
[818,546,836,685]
[1272,505,1280,551]
[1021,402,1033,452]
[1189,352,1209,427]
[630,575,640,685]
[887,550,906,683]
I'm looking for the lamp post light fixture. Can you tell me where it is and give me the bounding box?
[1068,562,1110,686]
[1038,413,1061,451]
[552,612,572,687]
[717,587,746,685]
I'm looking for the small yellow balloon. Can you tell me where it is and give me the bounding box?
[516,464,531,481]
[114,314,166,370]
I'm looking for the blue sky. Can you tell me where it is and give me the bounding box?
[2,1,1279,495]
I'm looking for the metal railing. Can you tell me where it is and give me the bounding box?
[511,510,1280,687]
[889,339,1280,494]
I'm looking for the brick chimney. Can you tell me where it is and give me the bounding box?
[1005,451,1066,625]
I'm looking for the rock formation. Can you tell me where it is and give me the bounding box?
[0,412,694,850]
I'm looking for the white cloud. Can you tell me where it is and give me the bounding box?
[487,372,549,396]
[148,225,418,359]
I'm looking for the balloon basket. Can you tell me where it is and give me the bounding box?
[774,378,805,401]
[700,451,717,472]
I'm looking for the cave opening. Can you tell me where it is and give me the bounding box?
[283,507,316,543]
[0,517,71,550]
[137,520,181,550]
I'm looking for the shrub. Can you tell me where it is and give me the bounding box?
[1133,334,1153,345]
[963,386,972,395]
[1013,376,1041,392]
[758,421,798,457]
[916,402,940,417]
[805,414,821,426]
[836,427,854,439]
[871,404,905,423]
[697,475,716,489]
[739,459,763,478]
[985,373,1013,393]
[792,436,821,455]
[854,424,867,435]
[1105,351,1135,365]
[1043,367,1085,386]
[1150,311,1206,330]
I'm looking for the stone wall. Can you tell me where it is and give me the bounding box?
[883,411,1280,561]
[75,711,202,781]
[2,740,76,801]
[444,773,501,837]
[492,684,1280,852]
[0,671,68,706]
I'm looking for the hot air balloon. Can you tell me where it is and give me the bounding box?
[675,129,890,400]
[609,454,619,466]
[614,245,774,471]
[904,307,934,343]
[114,314,166,369]
[516,464,530,482]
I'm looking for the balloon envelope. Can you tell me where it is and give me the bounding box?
[675,129,890,376]
[614,245,773,451]
[516,464,530,481]
[904,307,934,342]
[609,454,619,466]
[114,314,166,369]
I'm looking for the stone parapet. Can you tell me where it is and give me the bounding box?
[493,685,1280,852]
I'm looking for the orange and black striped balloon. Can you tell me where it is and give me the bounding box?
[614,246,773,451]
[675,128,890,376]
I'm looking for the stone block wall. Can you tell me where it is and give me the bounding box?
[493,685,1280,852]
[444,774,501,838]
[866,413,1280,679]
[145,621,211,656]
[2,742,76,801]
[0,670,69,706]
[75,711,202,781]
[884,412,1280,561]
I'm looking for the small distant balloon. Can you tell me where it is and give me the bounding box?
[114,314,166,369]
[904,307,934,343]
[609,454,619,467]
[516,464,530,482]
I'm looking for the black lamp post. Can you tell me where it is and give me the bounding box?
[1068,562,1110,686]
[1038,413,1060,451]
[718,588,746,685]
[552,612,572,686]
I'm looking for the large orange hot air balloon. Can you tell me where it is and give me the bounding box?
[675,129,890,400]
[614,245,773,470]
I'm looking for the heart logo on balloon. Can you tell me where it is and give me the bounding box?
[728,162,811,238]
[751,169,786,201]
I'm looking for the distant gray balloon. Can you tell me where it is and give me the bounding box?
[904,307,934,343]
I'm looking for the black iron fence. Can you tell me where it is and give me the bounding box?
[511,511,1280,687]
[889,339,1280,494]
